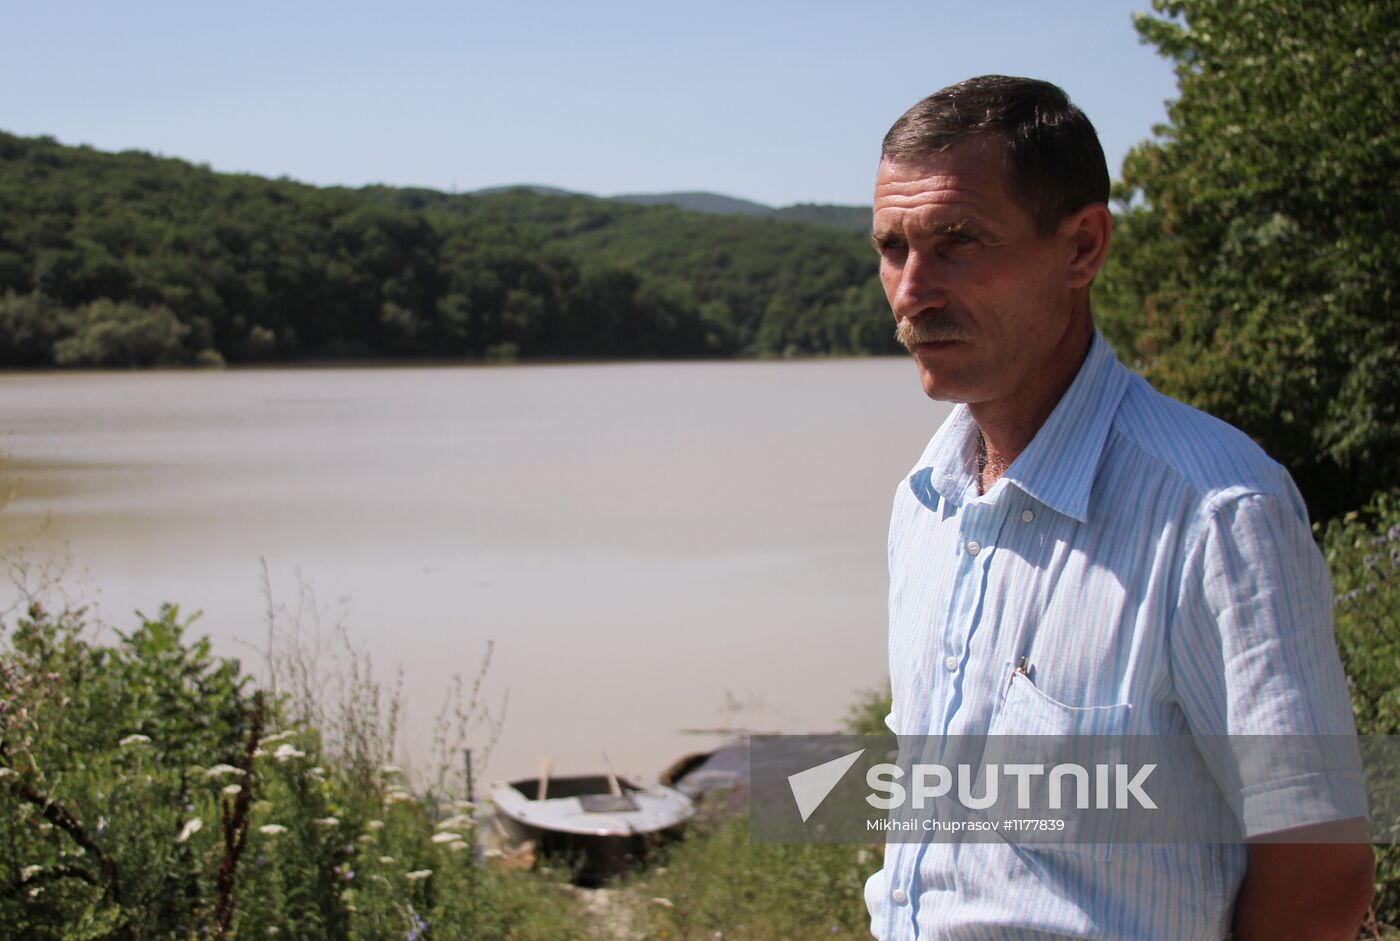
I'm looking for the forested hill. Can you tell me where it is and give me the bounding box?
[472,185,873,233]
[0,131,895,368]
[608,191,871,232]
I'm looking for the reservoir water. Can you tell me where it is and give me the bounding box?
[0,359,952,783]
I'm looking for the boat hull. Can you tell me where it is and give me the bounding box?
[488,774,693,882]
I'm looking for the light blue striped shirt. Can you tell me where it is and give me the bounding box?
[866,331,1363,940]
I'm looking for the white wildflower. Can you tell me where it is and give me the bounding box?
[430,831,461,844]
[259,824,288,836]
[379,855,395,865]
[314,817,339,828]
[367,819,385,830]
[379,763,402,776]
[20,865,42,880]
[222,784,242,796]
[383,789,413,805]
[482,848,504,859]
[261,730,296,745]
[452,799,476,812]
[357,833,376,844]
[652,897,674,908]
[448,841,469,852]
[273,743,305,762]
[0,767,17,778]
[405,869,433,881]
[119,734,151,747]
[306,766,326,780]
[435,814,473,831]
[176,818,203,844]
[266,928,280,937]
[204,764,244,779]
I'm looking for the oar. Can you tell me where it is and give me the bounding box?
[602,750,623,797]
[536,756,552,801]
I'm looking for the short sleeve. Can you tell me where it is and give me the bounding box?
[1170,489,1367,837]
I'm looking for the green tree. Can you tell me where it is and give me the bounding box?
[53,298,191,367]
[1099,0,1400,522]
[0,292,65,366]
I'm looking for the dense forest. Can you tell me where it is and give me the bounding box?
[0,132,894,368]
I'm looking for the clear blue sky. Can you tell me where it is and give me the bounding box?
[2,0,1179,207]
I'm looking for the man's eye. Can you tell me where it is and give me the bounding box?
[949,232,976,245]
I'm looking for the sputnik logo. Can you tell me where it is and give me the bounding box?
[787,749,866,822]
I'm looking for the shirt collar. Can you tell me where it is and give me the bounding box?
[919,330,1129,523]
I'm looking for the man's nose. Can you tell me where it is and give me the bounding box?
[895,249,948,316]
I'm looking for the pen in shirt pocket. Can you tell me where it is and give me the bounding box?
[1008,656,1032,690]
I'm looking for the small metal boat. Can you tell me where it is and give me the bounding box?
[659,738,750,821]
[488,761,694,882]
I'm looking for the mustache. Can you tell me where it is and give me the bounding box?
[895,316,972,350]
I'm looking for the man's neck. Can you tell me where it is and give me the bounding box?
[970,325,1094,495]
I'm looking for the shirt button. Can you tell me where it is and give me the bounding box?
[966,540,981,556]
[891,888,908,904]
[1021,509,1035,523]
[944,656,957,672]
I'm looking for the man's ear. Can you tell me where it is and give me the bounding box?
[1062,203,1113,290]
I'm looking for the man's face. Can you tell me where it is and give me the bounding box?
[872,138,1085,406]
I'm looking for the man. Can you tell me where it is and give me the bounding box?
[864,76,1373,940]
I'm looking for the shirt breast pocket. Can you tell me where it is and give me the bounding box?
[989,668,1134,861]
[995,669,1133,736]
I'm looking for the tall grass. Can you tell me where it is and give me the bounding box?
[625,812,876,941]
[0,572,597,941]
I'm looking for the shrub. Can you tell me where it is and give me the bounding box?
[1324,489,1400,926]
[52,299,190,367]
[0,292,67,367]
[845,682,892,736]
[0,597,594,941]
[0,603,253,940]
